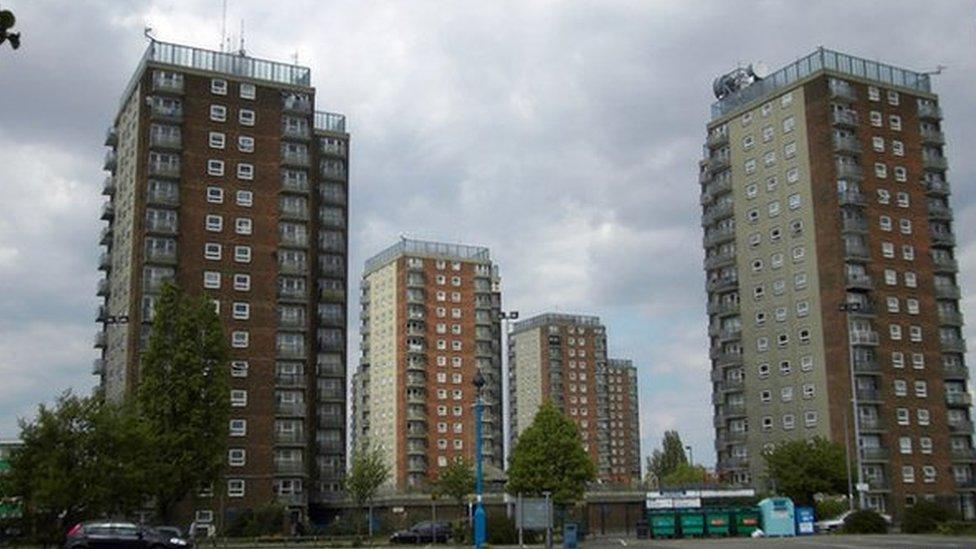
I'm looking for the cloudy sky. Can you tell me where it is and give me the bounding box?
[1,1,974,467]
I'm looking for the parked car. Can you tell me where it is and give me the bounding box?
[815,510,892,533]
[389,521,452,544]
[64,521,192,548]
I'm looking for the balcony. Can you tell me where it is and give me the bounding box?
[933,254,958,273]
[712,351,743,367]
[935,284,961,300]
[103,150,117,172]
[924,178,950,196]
[96,278,110,296]
[951,449,976,462]
[276,346,307,360]
[102,176,116,196]
[703,226,735,247]
[707,301,740,316]
[949,420,974,434]
[274,461,306,476]
[931,230,956,247]
[707,155,731,173]
[406,406,427,421]
[148,161,180,179]
[104,127,118,146]
[860,418,885,432]
[147,189,179,208]
[928,202,953,221]
[276,493,308,507]
[278,261,308,275]
[837,191,866,207]
[716,379,745,393]
[720,456,749,470]
[98,251,112,271]
[275,431,306,445]
[835,163,863,181]
[407,459,428,473]
[703,251,736,270]
[831,110,858,128]
[944,363,969,380]
[282,123,311,141]
[921,128,946,146]
[942,338,968,355]
[275,373,306,388]
[701,202,733,226]
[853,359,881,374]
[707,176,733,197]
[923,155,949,171]
[918,103,943,120]
[277,286,306,301]
[845,273,874,291]
[706,131,729,148]
[281,149,310,168]
[320,162,346,181]
[279,232,308,248]
[282,95,312,114]
[829,81,857,102]
[849,330,879,346]
[320,140,347,157]
[843,243,870,262]
[94,331,107,348]
[947,393,973,407]
[833,135,862,155]
[149,103,183,122]
[281,177,310,194]
[841,217,868,233]
[152,74,184,94]
[145,247,177,264]
[275,402,307,417]
[149,130,182,150]
[864,479,890,492]
[939,309,964,326]
[92,358,105,375]
[855,388,882,402]
[279,207,309,222]
[860,447,888,462]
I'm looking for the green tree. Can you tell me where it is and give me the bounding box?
[344,445,390,537]
[762,437,847,505]
[435,458,475,511]
[661,462,708,486]
[138,283,230,521]
[646,430,688,486]
[2,393,152,541]
[506,401,596,504]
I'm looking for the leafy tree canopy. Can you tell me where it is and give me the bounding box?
[345,445,390,507]
[646,430,688,486]
[762,436,847,505]
[506,401,595,504]
[435,458,474,506]
[661,462,709,487]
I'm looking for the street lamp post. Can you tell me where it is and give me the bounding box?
[839,301,867,509]
[473,371,486,549]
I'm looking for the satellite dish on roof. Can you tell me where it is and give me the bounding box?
[749,61,770,80]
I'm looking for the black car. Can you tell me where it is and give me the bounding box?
[390,521,452,544]
[64,522,191,549]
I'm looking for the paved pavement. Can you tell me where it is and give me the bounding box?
[576,534,976,548]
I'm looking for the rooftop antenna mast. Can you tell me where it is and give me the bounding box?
[220,0,227,52]
[238,18,246,56]
[922,65,947,75]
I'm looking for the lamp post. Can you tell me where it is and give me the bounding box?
[473,370,486,549]
[839,301,867,509]
[685,445,694,467]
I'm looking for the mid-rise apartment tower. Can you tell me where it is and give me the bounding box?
[353,239,503,489]
[701,48,971,517]
[94,40,350,523]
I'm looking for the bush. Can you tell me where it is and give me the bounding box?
[842,510,887,534]
[485,513,517,545]
[814,498,848,520]
[902,501,954,534]
[937,520,976,536]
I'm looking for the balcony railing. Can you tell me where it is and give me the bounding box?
[704,251,736,270]
[102,176,116,196]
[849,331,880,346]
[278,261,308,275]
[860,447,888,461]
[92,358,105,375]
[947,393,973,407]
[829,81,857,102]
[841,218,868,233]
[939,310,964,326]
[949,420,974,434]
[320,162,346,180]
[853,359,881,374]
[314,111,347,133]
[274,461,306,476]
[707,155,731,173]
[281,177,310,194]
[97,278,110,296]
[149,104,183,121]
[925,179,950,196]
[275,431,306,445]
[276,493,308,506]
[835,163,863,180]
[845,273,874,290]
[98,251,112,270]
[276,345,307,360]
[921,128,946,146]
[931,231,956,247]
[706,131,729,148]
[149,131,182,150]
[951,448,976,462]
[703,226,735,247]
[833,135,862,154]
[103,150,117,171]
[147,189,179,207]
[145,219,178,234]
[837,191,866,207]
[279,207,309,221]
[94,331,107,348]
[944,363,969,379]
[941,338,968,354]
[860,418,885,432]
[831,110,858,127]
[281,150,310,168]
[932,254,958,273]
[104,127,118,146]
[918,103,943,120]
[844,243,870,261]
[935,284,961,300]
[855,388,882,402]
[283,95,312,114]
[275,402,307,417]
[279,232,308,248]
[928,202,953,221]
[152,74,184,94]
[923,155,949,171]
[145,247,177,264]
[320,140,347,157]
[275,373,306,388]
[148,161,180,178]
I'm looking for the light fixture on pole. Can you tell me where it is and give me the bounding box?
[472,370,487,549]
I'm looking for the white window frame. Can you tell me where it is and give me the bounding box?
[235,218,253,235]
[239,82,256,100]
[230,389,247,407]
[234,245,251,264]
[231,331,249,348]
[211,78,228,95]
[209,131,226,149]
[227,479,245,497]
[210,104,227,122]
[236,163,254,180]
[239,108,256,126]
[204,243,222,260]
[236,190,253,207]
[205,214,223,232]
[233,273,251,291]
[207,159,225,176]
[204,271,221,289]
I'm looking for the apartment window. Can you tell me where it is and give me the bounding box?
[902,245,915,261]
[228,479,245,497]
[742,112,753,126]
[784,141,797,159]
[231,360,249,378]
[235,218,252,235]
[229,137,254,158]
[235,190,252,207]
[234,246,251,263]
[792,246,805,261]
[802,383,814,399]
[747,209,759,223]
[768,201,780,217]
[911,353,924,369]
[922,466,936,484]
[919,437,933,454]
[229,419,247,436]
[451,341,462,351]
[763,150,776,167]
[896,192,910,207]
[780,386,793,402]
[800,355,813,372]
[773,279,786,296]
[745,183,758,199]
[210,105,227,122]
[207,159,225,176]
[762,126,774,142]
[881,242,895,259]
[874,163,888,179]
[884,269,897,286]
[758,363,770,378]
[906,299,919,315]
[761,103,772,117]
[798,328,811,344]
[896,408,909,425]
[905,272,917,288]
[877,189,890,204]
[908,325,922,342]
[209,131,226,149]
[754,311,766,326]
[892,140,904,156]
[781,92,793,107]
[869,111,882,127]
[205,214,223,232]
[742,135,755,149]
[777,333,789,348]
[233,274,250,291]
[902,466,915,484]
[868,86,880,101]
[230,389,247,407]
[779,360,791,375]
[899,437,912,455]
[451,292,461,302]
[879,216,892,231]
[751,259,763,273]
[203,271,221,289]
[782,414,795,430]
[890,324,902,341]
[872,136,884,152]
[894,166,907,182]
[794,273,808,290]
[787,193,801,210]
[775,307,787,322]
[804,411,818,427]
[237,163,254,180]
[239,82,256,100]
[239,109,255,126]
[756,337,769,352]
[204,243,222,260]
[914,380,928,398]
[231,331,249,348]
[886,297,900,313]
[744,159,756,174]
[782,115,795,133]
[894,380,908,397]
[232,302,249,320]
[899,218,912,235]
[760,390,772,403]
[210,78,228,95]
[889,114,902,131]
[770,252,783,269]
[917,409,930,426]
[762,416,773,431]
